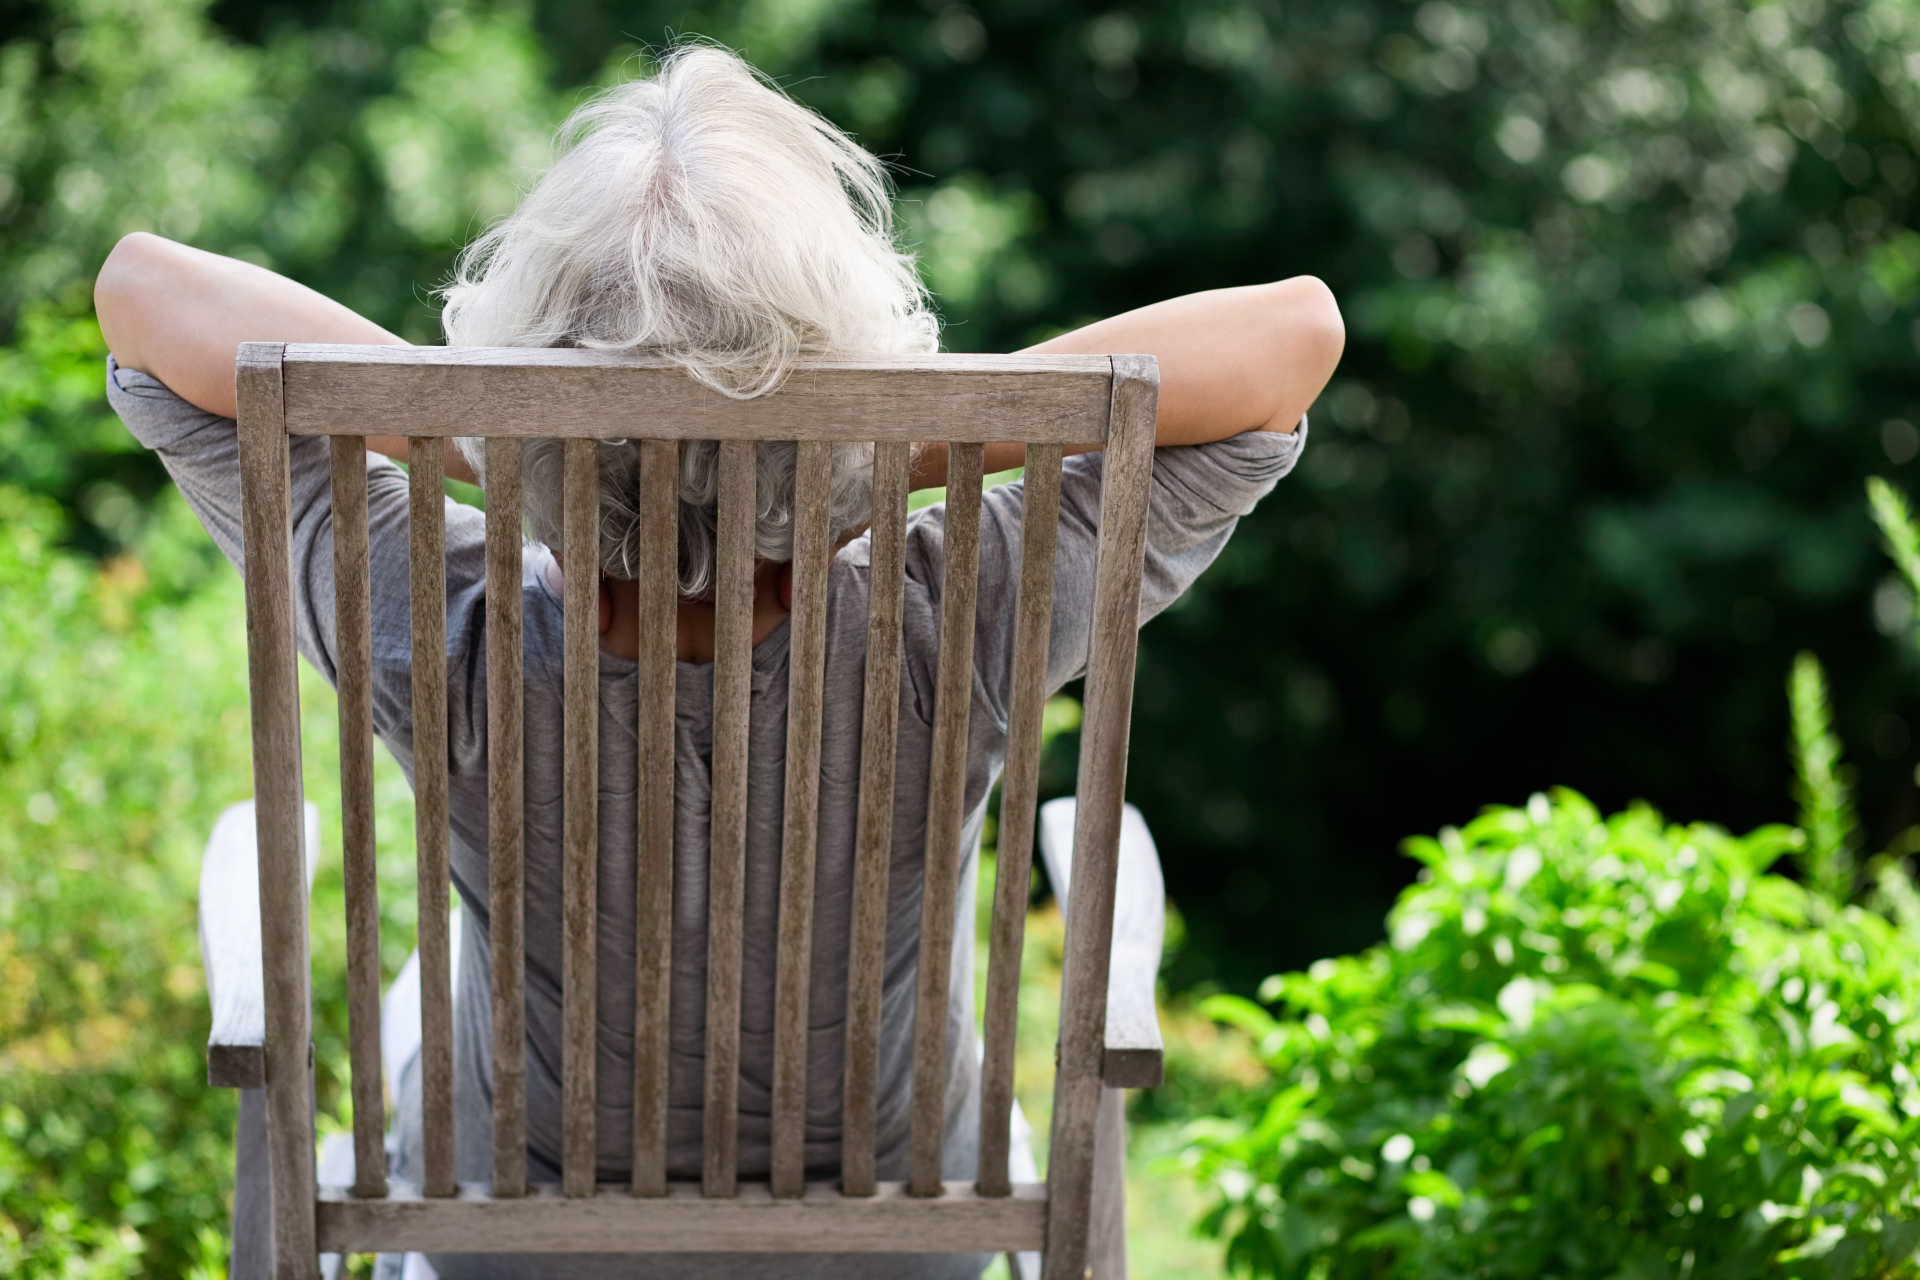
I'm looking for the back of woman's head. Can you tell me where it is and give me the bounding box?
[446,45,937,593]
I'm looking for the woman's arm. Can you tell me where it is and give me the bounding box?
[96,235,1341,491]
[93,233,477,481]
[911,277,1344,487]
[95,233,407,417]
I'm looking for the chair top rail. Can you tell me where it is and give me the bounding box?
[263,343,1116,443]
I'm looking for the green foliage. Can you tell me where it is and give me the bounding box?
[0,487,249,1275]
[1188,790,1920,1279]
[1789,652,1859,903]
[11,0,1920,976]
[0,486,423,1274]
[1867,478,1920,602]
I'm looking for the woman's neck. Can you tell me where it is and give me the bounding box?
[547,559,791,664]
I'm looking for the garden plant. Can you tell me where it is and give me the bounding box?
[1185,481,1920,1278]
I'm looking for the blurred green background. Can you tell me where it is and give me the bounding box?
[5,0,1920,1271]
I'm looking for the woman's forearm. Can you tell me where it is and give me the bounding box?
[95,233,409,418]
[909,278,1344,489]
[93,234,478,481]
[1023,277,1344,442]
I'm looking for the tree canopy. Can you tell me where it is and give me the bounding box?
[4,0,1919,987]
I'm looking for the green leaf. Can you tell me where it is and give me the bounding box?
[1200,993,1280,1041]
[1402,1169,1464,1208]
[1722,1092,1761,1132]
[1517,1124,1565,1156]
[1788,652,1858,905]
[1869,478,1920,614]
[1882,1219,1920,1265]
[1824,1232,1870,1280]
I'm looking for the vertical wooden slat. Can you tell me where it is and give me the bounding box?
[631,439,679,1198]
[976,443,1064,1198]
[409,436,456,1201]
[330,435,387,1201]
[702,441,752,1205]
[770,441,834,1198]
[704,439,756,1198]
[908,441,986,1198]
[485,437,528,1199]
[561,437,600,1198]
[841,440,911,1198]
[236,342,318,1278]
[1041,356,1158,1280]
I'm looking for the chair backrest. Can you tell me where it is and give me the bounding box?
[233,341,1158,1280]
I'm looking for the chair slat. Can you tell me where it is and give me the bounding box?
[317,1180,1051,1254]
[331,436,388,1201]
[235,343,318,1273]
[1041,356,1159,1280]
[280,347,1115,444]
[410,437,457,1200]
[908,441,985,1198]
[976,444,1063,1198]
[631,439,679,1198]
[770,441,834,1198]
[485,438,528,1198]
[561,438,601,1198]
[704,440,756,1198]
[840,440,910,1198]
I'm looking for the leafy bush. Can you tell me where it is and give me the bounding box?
[0,486,246,1276]
[1190,751,1920,1279]
[0,482,425,1275]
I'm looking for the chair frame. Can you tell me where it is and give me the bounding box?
[212,341,1163,1279]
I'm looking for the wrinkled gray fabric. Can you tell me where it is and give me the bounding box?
[110,357,1304,1278]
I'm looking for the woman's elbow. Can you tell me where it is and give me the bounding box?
[1287,275,1346,381]
[1257,275,1345,432]
[95,232,169,368]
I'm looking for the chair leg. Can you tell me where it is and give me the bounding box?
[231,1087,273,1280]
[1088,1086,1128,1280]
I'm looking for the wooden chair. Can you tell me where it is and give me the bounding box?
[200,341,1165,1280]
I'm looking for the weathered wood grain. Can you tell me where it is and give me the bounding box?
[1041,355,1158,1280]
[770,441,833,1199]
[235,340,320,1278]
[704,440,756,1198]
[485,437,528,1199]
[908,441,985,1198]
[631,439,678,1198]
[561,437,600,1198]
[1088,1086,1129,1280]
[840,440,910,1198]
[409,436,457,1202]
[976,444,1063,1198]
[316,1181,1048,1254]
[279,346,1113,444]
[330,435,388,1200]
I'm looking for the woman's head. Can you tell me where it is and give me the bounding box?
[446,44,937,594]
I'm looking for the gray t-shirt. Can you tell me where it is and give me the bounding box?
[109,357,1303,1277]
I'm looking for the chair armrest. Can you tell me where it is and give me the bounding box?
[1037,798,1166,1089]
[199,799,321,1088]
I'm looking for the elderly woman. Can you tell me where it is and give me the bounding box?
[95,45,1341,1280]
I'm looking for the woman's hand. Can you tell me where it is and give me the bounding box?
[909,277,1344,489]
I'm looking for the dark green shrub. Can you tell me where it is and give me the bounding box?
[1190,778,1920,1279]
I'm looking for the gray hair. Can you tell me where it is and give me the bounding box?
[443,45,938,594]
